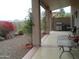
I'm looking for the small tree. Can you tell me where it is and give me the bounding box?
[41,11,46,32]
[23,19,32,35]
[41,16,46,31]
[60,8,65,17]
[22,11,33,48]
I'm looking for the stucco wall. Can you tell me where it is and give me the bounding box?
[51,17,71,30]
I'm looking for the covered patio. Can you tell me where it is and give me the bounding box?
[23,31,79,59]
[23,0,79,59]
[32,0,79,47]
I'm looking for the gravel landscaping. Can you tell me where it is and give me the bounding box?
[0,35,31,59]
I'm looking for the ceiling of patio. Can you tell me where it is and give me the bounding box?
[41,0,70,10]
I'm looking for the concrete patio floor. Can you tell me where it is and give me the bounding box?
[31,31,79,59]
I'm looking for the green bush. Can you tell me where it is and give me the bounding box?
[23,19,32,35]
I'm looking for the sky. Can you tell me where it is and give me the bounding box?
[0,0,71,21]
[0,0,31,21]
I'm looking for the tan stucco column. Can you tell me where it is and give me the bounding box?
[45,9,51,34]
[32,0,41,47]
[49,11,52,31]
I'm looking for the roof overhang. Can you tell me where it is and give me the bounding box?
[40,0,71,10]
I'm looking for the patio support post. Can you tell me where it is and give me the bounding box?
[49,10,52,31]
[71,0,79,34]
[32,0,41,47]
[45,9,51,34]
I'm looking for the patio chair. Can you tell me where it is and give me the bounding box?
[57,35,77,59]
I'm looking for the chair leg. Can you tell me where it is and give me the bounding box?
[70,51,75,59]
[59,50,64,59]
[59,47,64,59]
[59,47,75,59]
